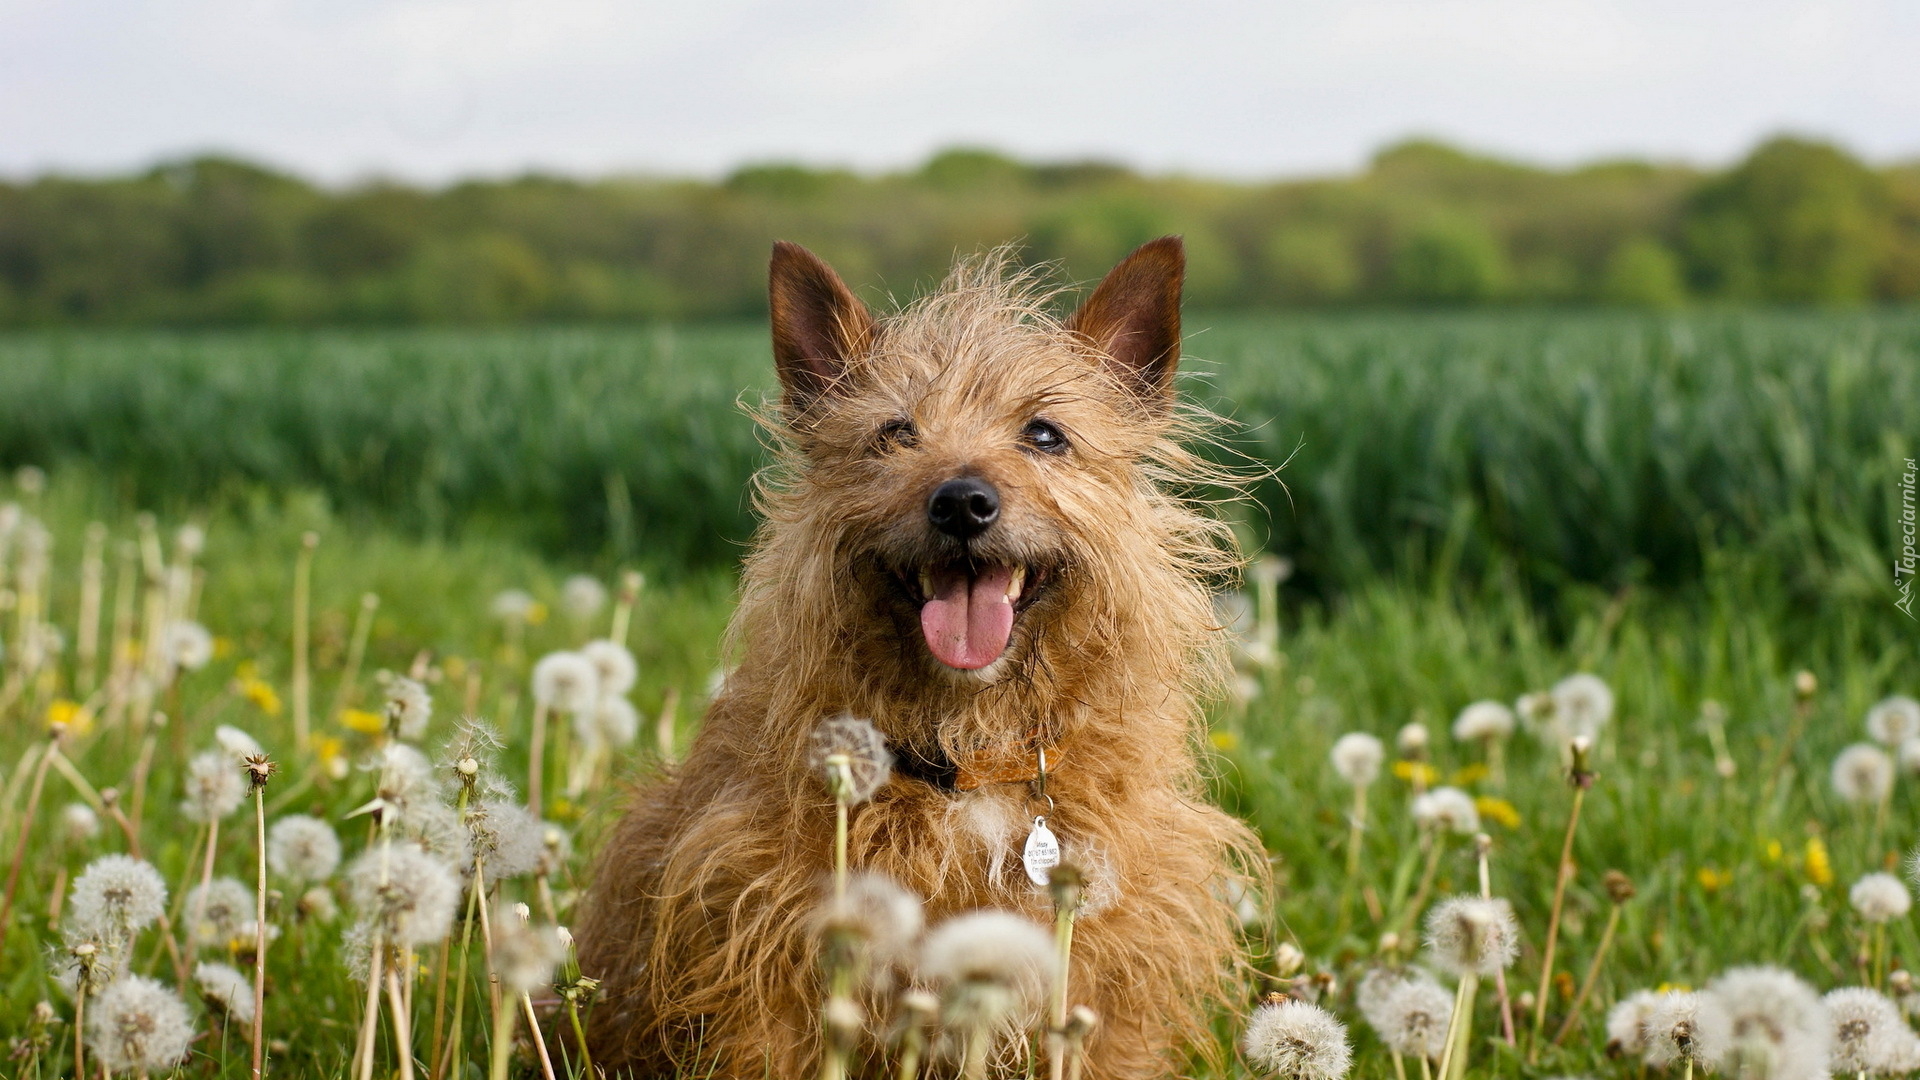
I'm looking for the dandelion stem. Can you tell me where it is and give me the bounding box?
[1529,785,1586,1058]
[1339,782,1369,928]
[566,994,594,1080]
[1390,1049,1406,1080]
[1435,973,1478,1080]
[292,532,316,749]
[1550,900,1622,1046]
[328,592,380,725]
[251,785,269,1079]
[387,966,415,1080]
[528,703,550,817]
[1047,902,1079,1080]
[0,732,57,955]
[521,993,557,1080]
[488,993,517,1080]
[1418,1052,1432,1080]
[74,978,87,1080]
[1395,833,1446,938]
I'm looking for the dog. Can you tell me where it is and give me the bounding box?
[576,236,1264,1078]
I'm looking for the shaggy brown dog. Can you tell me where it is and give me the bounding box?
[576,237,1263,1079]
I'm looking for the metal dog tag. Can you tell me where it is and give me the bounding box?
[1023,816,1060,886]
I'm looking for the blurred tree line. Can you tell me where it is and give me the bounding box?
[1,134,1916,325]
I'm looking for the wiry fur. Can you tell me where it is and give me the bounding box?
[576,243,1266,1079]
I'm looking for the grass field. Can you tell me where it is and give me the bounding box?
[0,312,1915,1079]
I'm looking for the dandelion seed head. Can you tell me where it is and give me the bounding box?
[193,961,256,1024]
[1330,733,1384,787]
[575,695,640,749]
[535,825,573,878]
[920,910,1057,1027]
[468,798,545,879]
[819,872,925,971]
[1642,990,1731,1069]
[86,975,194,1074]
[1709,966,1830,1080]
[383,676,433,741]
[61,802,101,846]
[490,588,536,621]
[1849,872,1912,923]
[1376,977,1453,1060]
[66,854,167,942]
[371,742,442,820]
[214,725,263,762]
[299,886,339,923]
[1411,787,1480,836]
[807,715,892,804]
[347,842,461,947]
[1898,739,1920,777]
[1356,967,1423,1032]
[181,750,246,822]
[1606,990,1662,1057]
[340,920,374,984]
[1868,696,1920,747]
[561,575,608,621]
[1825,988,1903,1074]
[165,620,215,672]
[1515,691,1557,739]
[184,878,253,949]
[1453,701,1516,742]
[531,651,600,713]
[1243,999,1353,1080]
[580,639,638,697]
[404,800,475,870]
[1424,895,1519,976]
[1832,743,1895,805]
[268,815,342,884]
[1395,723,1429,756]
[489,905,566,994]
[1552,673,1615,740]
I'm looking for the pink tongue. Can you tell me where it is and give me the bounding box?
[919,565,1016,670]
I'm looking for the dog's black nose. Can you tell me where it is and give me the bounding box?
[927,477,1000,538]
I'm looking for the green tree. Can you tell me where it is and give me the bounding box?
[1600,237,1687,308]
[1390,216,1510,303]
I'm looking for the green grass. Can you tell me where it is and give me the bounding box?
[0,311,1912,618]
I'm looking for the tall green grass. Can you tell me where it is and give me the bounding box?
[0,312,1912,625]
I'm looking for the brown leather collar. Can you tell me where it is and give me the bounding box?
[890,736,1059,793]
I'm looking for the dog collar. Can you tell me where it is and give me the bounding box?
[889,737,1061,793]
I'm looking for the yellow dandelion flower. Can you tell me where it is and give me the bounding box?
[1391,761,1439,786]
[443,656,468,681]
[1451,763,1490,786]
[1803,837,1833,887]
[1697,867,1733,892]
[1210,730,1240,751]
[314,736,349,779]
[45,698,91,736]
[240,676,282,716]
[1474,796,1521,829]
[525,601,549,627]
[1764,839,1784,864]
[548,797,581,823]
[341,708,384,735]
[213,636,234,660]
[1655,982,1692,993]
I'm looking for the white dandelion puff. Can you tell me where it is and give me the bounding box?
[1868,696,1920,747]
[531,651,600,713]
[490,905,566,995]
[490,589,536,622]
[347,842,461,947]
[1606,990,1661,1057]
[1395,723,1429,757]
[181,751,246,822]
[61,802,101,846]
[807,715,893,805]
[920,910,1058,1028]
[561,575,609,622]
[1832,744,1895,805]
[579,639,638,697]
[1412,787,1480,835]
[164,621,215,672]
[383,676,434,741]
[1552,673,1615,741]
[1825,988,1904,1074]
[268,815,342,884]
[1424,896,1520,976]
[819,872,926,972]
[193,961,256,1024]
[1375,977,1453,1060]
[1452,701,1516,743]
[1642,990,1731,1069]
[66,855,167,944]
[1710,965,1830,1080]
[1243,998,1353,1080]
[298,886,339,923]
[1330,733,1384,787]
[183,878,253,949]
[574,696,640,749]
[87,976,194,1074]
[213,725,263,762]
[467,798,545,879]
[1850,873,1912,923]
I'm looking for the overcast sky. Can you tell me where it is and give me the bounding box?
[3,0,1916,184]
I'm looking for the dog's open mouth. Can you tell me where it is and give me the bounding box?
[893,561,1049,671]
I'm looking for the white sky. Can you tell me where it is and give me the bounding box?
[3,0,1916,184]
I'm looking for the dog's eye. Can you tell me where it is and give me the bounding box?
[874,419,918,452]
[1021,419,1069,455]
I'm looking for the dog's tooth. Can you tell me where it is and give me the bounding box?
[919,569,935,599]
[1007,565,1026,603]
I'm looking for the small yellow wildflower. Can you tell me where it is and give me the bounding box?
[1451,763,1490,786]
[45,699,90,736]
[341,708,384,735]
[315,736,349,780]
[1764,839,1784,864]
[526,601,549,627]
[443,656,468,681]
[240,675,282,716]
[1655,982,1692,993]
[1210,730,1240,751]
[1474,796,1521,829]
[1803,837,1833,887]
[1697,867,1733,892]
[548,797,581,823]
[213,636,234,659]
[1391,761,1439,786]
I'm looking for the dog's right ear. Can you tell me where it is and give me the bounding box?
[769,241,875,412]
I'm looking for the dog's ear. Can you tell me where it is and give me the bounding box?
[769,241,875,412]
[1066,235,1185,413]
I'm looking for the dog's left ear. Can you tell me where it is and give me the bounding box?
[769,241,875,413]
[1066,235,1184,413]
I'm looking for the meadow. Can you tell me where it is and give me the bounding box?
[0,311,1916,1079]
